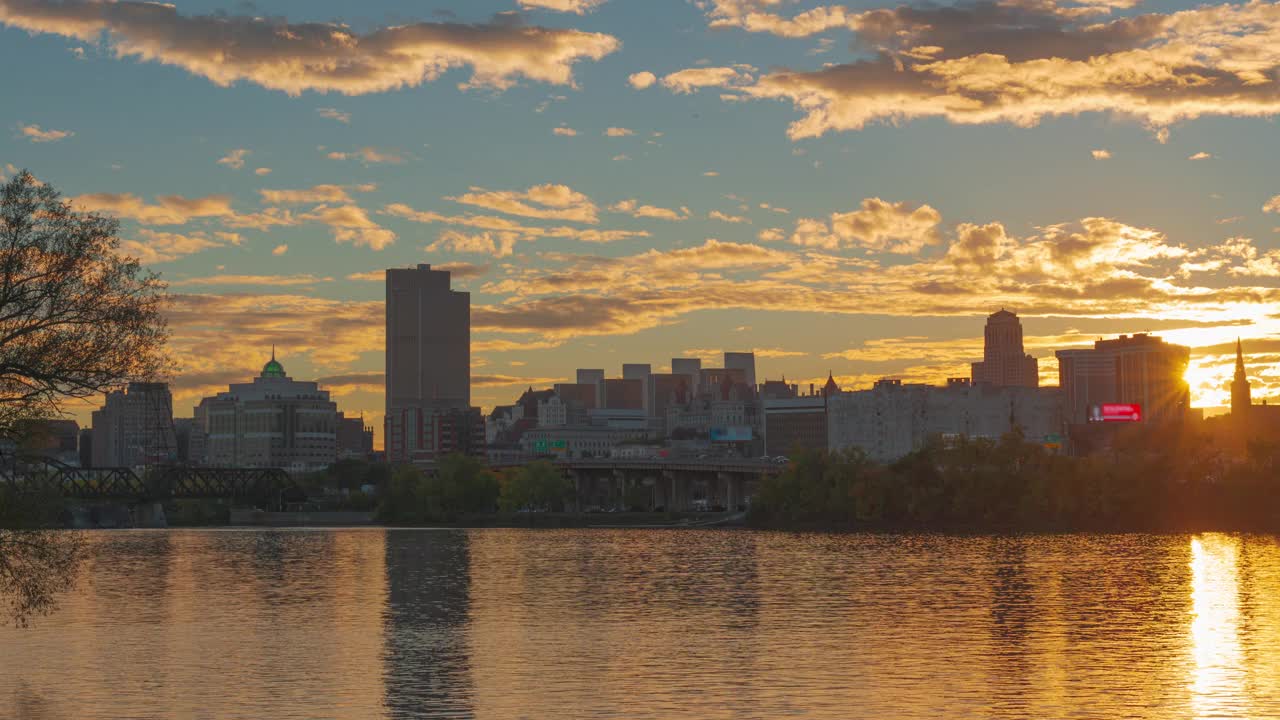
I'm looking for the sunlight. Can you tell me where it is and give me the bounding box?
[1189,534,1248,719]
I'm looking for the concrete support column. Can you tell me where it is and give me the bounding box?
[721,472,737,512]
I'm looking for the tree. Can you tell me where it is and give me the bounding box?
[0,169,168,625]
[0,170,168,434]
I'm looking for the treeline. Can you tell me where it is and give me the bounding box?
[376,455,573,524]
[750,425,1280,532]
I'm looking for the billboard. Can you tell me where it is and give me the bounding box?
[710,426,753,442]
[1088,404,1142,423]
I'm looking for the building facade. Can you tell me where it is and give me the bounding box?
[971,309,1039,388]
[763,396,827,456]
[91,382,177,467]
[1055,333,1190,425]
[827,379,1063,462]
[193,353,338,472]
[385,264,471,462]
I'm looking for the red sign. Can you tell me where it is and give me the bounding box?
[1090,403,1142,422]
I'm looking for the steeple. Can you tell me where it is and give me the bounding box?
[1232,337,1251,418]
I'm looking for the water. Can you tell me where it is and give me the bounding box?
[2,529,1279,719]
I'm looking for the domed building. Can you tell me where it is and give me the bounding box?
[191,349,338,472]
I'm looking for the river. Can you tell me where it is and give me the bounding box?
[2,529,1278,719]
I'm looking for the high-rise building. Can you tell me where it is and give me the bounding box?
[971,309,1038,388]
[603,378,644,410]
[192,352,339,471]
[385,264,471,462]
[91,382,176,467]
[648,373,691,432]
[671,358,701,397]
[622,363,651,411]
[576,369,605,407]
[1055,333,1190,425]
[724,352,757,394]
[1232,338,1252,417]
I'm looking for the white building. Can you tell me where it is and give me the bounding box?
[537,394,569,428]
[827,379,1063,462]
[193,351,338,472]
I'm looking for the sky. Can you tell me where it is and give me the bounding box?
[3,0,1280,446]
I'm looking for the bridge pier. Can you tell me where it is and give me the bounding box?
[133,502,168,528]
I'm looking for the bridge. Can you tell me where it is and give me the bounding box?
[487,457,787,512]
[0,454,304,510]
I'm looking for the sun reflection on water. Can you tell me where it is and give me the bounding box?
[1189,534,1247,719]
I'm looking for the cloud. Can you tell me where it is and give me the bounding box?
[1265,196,1280,214]
[609,199,691,221]
[662,65,754,94]
[119,228,236,263]
[383,202,649,246]
[604,127,634,136]
[628,71,656,89]
[72,191,236,225]
[254,167,272,176]
[300,205,397,250]
[451,183,598,223]
[553,126,578,136]
[703,171,720,177]
[326,147,405,164]
[709,210,750,224]
[1092,149,1112,160]
[217,148,249,169]
[317,107,351,124]
[258,183,374,205]
[18,123,72,142]
[701,1,1280,138]
[171,274,333,287]
[0,1,620,95]
[1189,151,1213,160]
[436,261,491,279]
[428,229,519,258]
[758,227,784,242]
[517,0,605,14]
[790,198,941,253]
[272,244,288,256]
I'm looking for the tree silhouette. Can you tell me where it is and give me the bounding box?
[0,169,169,625]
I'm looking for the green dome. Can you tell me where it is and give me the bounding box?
[261,347,286,378]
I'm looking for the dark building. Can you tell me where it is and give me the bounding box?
[603,378,643,410]
[648,373,691,427]
[763,396,827,456]
[385,264,470,463]
[337,412,376,459]
[972,309,1039,388]
[554,383,598,420]
[78,428,93,468]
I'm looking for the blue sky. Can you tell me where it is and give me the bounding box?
[3,0,1280,443]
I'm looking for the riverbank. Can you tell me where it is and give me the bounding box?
[231,510,743,529]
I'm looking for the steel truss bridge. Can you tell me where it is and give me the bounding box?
[0,454,304,510]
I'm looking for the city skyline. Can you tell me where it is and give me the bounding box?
[4,0,1280,447]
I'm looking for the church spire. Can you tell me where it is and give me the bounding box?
[1232,337,1251,418]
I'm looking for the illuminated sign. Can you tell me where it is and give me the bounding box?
[1088,404,1142,423]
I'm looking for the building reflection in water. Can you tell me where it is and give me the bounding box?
[381,529,476,718]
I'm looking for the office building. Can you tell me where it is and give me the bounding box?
[386,404,485,462]
[576,369,605,407]
[603,378,644,410]
[671,358,702,397]
[193,352,338,472]
[386,264,471,462]
[764,396,827,455]
[622,363,651,411]
[91,382,177,467]
[1055,333,1190,425]
[648,373,692,432]
[724,352,757,394]
[971,309,1038,388]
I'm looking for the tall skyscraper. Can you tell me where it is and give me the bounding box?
[386,264,470,462]
[576,368,605,407]
[971,309,1039,388]
[1232,338,1252,417]
[724,352,757,393]
[622,363,651,412]
[1055,333,1190,424]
